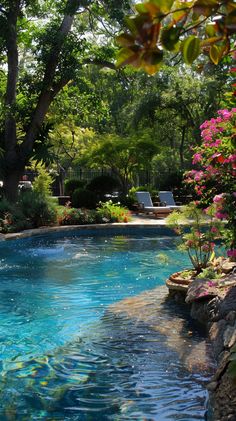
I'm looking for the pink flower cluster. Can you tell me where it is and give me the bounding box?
[227,249,236,259]
[192,153,202,164]
[187,109,236,190]
[213,194,229,220]
[199,108,236,148]
[201,242,214,253]
[185,108,236,257]
[213,193,225,204]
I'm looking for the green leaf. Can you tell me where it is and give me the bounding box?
[226,1,236,13]
[225,10,236,31]
[161,27,180,51]
[143,63,162,75]
[194,0,219,6]
[152,0,175,14]
[116,34,135,47]
[135,3,150,14]
[205,23,216,37]
[143,49,163,65]
[124,15,149,36]
[116,48,138,68]
[135,2,159,16]
[182,36,201,64]
[209,44,221,64]
[124,16,139,35]
[193,0,220,17]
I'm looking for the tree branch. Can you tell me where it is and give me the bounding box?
[4,0,20,158]
[51,77,71,98]
[23,0,83,157]
[83,58,116,70]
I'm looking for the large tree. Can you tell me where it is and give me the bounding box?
[79,132,159,194]
[0,0,131,201]
[48,63,228,190]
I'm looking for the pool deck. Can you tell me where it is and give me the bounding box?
[0,215,169,241]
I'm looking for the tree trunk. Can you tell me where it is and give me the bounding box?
[121,174,129,196]
[3,2,21,202]
[3,0,77,202]
[22,7,76,157]
[3,169,22,203]
[59,167,66,196]
[179,126,186,169]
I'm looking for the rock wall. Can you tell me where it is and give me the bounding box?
[186,286,236,420]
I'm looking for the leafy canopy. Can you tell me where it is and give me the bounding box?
[116,0,236,74]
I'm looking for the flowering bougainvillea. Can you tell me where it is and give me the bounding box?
[185,108,236,260]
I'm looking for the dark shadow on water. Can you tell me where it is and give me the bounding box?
[0,288,215,421]
[6,288,213,421]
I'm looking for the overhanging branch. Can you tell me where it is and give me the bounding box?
[23,0,84,156]
[83,58,116,70]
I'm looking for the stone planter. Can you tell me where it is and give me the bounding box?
[168,269,197,286]
[166,269,197,300]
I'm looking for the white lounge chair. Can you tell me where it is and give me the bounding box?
[135,191,172,217]
[158,191,182,210]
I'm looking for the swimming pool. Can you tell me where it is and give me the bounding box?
[0,230,214,420]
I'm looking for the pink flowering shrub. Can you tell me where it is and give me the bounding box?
[185,108,236,260]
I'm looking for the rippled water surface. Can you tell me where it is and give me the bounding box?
[0,231,214,420]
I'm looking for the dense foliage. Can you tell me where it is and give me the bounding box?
[167,203,221,273]
[185,108,236,259]
[117,0,236,74]
[96,200,131,223]
[0,192,57,232]
[0,0,131,201]
[55,65,227,193]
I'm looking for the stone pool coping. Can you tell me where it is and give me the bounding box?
[0,216,172,241]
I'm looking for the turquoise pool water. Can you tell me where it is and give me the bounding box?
[0,231,214,420]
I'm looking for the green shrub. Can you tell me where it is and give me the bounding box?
[96,200,131,223]
[57,207,98,225]
[0,198,32,233]
[64,179,86,197]
[117,194,136,210]
[19,191,57,228]
[0,198,15,217]
[71,188,98,209]
[32,166,54,197]
[129,185,157,202]
[128,185,158,209]
[87,175,120,199]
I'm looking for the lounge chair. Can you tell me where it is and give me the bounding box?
[158,191,182,210]
[135,191,172,217]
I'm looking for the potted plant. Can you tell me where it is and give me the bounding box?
[166,202,221,286]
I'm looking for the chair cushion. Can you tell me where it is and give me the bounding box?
[159,191,176,206]
[135,191,153,207]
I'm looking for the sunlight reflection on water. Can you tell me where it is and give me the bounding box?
[0,232,214,420]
